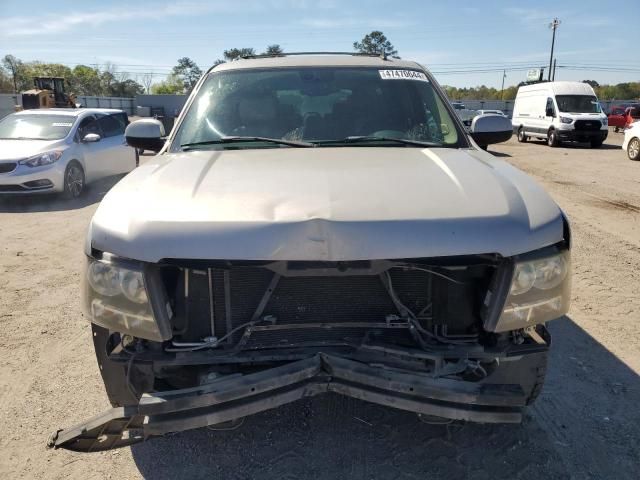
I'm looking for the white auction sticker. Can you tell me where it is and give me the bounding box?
[379,70,429,82]
[52,122,73,127]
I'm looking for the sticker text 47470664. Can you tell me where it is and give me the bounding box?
[378,70,429,82]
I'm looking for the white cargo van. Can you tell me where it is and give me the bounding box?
[512,81,608,148]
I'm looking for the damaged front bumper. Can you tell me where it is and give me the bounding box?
[48,353,528,452]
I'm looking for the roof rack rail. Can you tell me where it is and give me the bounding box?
[237,51,390,60]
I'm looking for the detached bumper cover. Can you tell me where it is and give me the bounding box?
[48,354,526,452]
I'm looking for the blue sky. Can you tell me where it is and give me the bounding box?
[1,0,638,89]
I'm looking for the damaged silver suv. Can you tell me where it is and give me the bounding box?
[49,54,571,452]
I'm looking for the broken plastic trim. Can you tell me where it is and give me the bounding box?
[48,354,525,452]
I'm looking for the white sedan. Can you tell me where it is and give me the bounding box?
[623,122,640,161]
[0,108,138,198]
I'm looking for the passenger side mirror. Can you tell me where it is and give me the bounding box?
[82,133,101,143]
[546,107,555,117]
[469,114,513,149]
[125,119,166,153]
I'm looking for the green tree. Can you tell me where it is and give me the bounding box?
[151,74,184,94]
[223,48,256,61]
[71,65,103,95]
[263,44,284,56]
[353,31,398,58]
[0,69,14,93]
[2,54,23,93]
[109,78,144,97]
[172,57,202,92]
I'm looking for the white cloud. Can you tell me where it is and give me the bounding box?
[504,7,554,23]
[0,0,334,37]
[299,17,413,29]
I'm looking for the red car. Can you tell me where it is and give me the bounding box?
[608,105,640,132]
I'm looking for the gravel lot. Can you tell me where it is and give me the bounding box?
[1,132,639,479]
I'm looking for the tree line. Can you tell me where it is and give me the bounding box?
[2,31,638,100]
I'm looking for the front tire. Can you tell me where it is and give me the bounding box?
[628,138,640,161]
[547,129,559,147]
[62,162,85,199]
[590,139,603,148]
[517,127,528,143]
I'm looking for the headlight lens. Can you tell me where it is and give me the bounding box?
[559,116,573,124]
[84,257,168,341]
[492,250,571,332]
[602,117,608,126]
[19,150,63,167]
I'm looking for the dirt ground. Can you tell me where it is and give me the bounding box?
[1,132,639,479]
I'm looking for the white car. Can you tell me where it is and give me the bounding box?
[0,108,138,198]
[623,122,640,161]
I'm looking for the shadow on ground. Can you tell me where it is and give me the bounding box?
[0,175,123,213]
[130,316,640,480]
[525,139,621,150]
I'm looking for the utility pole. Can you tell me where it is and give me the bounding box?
[552,58,557,81]
[500,70,506,100]
[548,18,561,81]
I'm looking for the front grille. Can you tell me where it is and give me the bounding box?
[574,120,601,131]
[0,162,17,174]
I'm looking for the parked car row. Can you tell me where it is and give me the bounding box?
[0,108,138,197]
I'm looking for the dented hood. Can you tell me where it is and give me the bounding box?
[89,147,564,262]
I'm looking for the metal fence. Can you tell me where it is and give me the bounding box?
[76,96,135,115]
[0,94,135,118]
[0,94,21,119]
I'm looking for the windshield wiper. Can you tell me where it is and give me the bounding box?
[317,136,443,148]
[181,136,314,150]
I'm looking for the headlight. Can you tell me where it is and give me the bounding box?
[19,150,63,167]
[559,116,573,124]
[489,250,571,333]
[602,117,608,126]
[84,256,171,341]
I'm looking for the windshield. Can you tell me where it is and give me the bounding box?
[555,95,601,114]
[172,67,461,150]
[0,114,75,140]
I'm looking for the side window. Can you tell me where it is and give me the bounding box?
[77,115,100,139]
[546,98,556,117]
[97,114,126,138]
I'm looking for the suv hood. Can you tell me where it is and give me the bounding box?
[89,147,563,262]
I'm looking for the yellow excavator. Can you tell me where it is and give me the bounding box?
[19,77,78,110]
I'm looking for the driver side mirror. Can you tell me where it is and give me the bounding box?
[82,133,101,143]
[125,119,166,153]
[470,114,513,149]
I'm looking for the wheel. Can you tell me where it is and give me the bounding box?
[517,127,528,143]
[590,139,603,148]
[135,149,140,167]
[628,137,640,161]
[62,162,85,199]
[547,129,559,147]
[614,126,620,133]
